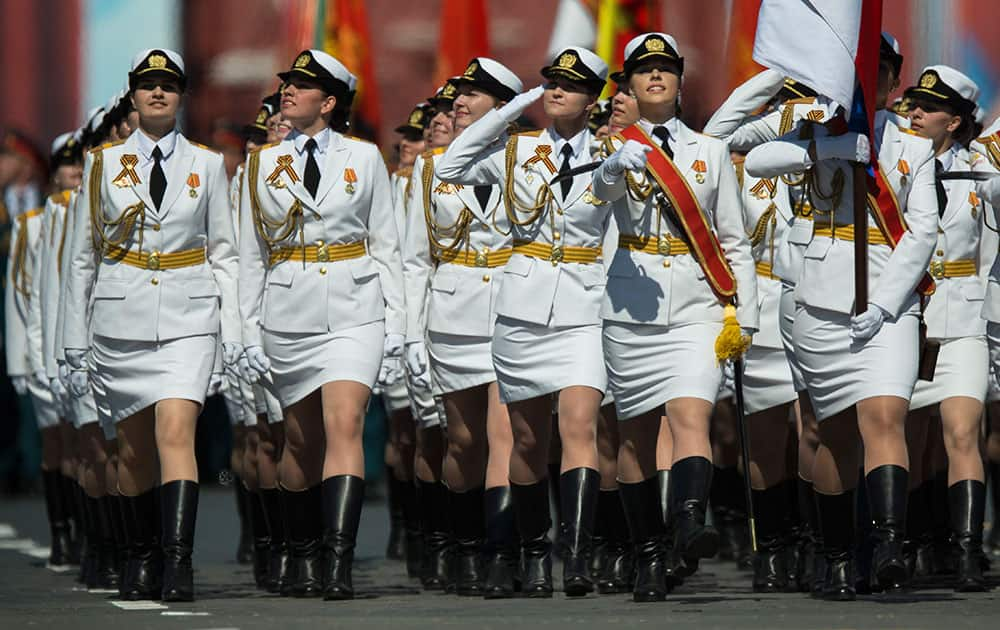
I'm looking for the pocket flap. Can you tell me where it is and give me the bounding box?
[504,255,533,278]
[430,272,458,294]
[266,266,294,288]
[787,218,814,245]
[802,237,831,260]
[581,265,607,289]
[960,280,985,301]
[93,280,126,299]
[348,256,379,281]
[186,279,221,298]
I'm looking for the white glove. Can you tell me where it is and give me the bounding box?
[207,372,224,396]
[384,333,405,359]
[68,370,90,398]
[32,370,47,387]
[57,363,70,389]
[65,348,87,370]
[497,85,545,123]
[405,342,431,390]
[850,304,889,341]
[605,140,653,177]
[378,356,404,387]
[242,345,271,384]
[222,342,242,367]
[49,377,67,399]
[11,376,27,396]
[815,132,870,164]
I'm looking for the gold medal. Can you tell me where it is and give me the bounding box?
[526,174,534,184]
[971,205,978,219]
[345,183,356,195]
[188,188,197,198]
[273,178,285,189]
[899,175,907,188]
[695,173,705,184]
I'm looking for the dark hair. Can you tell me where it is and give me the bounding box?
[911,96,976,147]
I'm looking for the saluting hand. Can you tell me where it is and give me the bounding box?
[498,85,546,123]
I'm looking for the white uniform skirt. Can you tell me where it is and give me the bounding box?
[742,345,798,415]
[492,316,607,404]
[69,390,99,429]
[27,381,59,429]
[263,321,384,408]
[427,331,495,395]
[910,335,989,410]
[779,283,806,392]
[91,334,217,424]
[604,321,724,420]
[794,306,918,421]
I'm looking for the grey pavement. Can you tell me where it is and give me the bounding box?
[0,485,997,629]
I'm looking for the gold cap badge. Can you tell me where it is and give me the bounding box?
[645,38,666,52]
[295,53,311,68]
[919,72,937,88]
[443,83,457,97]
[558,53,576,69]
[148,54,167,69]
[409,110,422,125]
[256,109,267,124]
[464,61,479,77]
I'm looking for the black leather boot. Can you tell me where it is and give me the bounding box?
[620,477,667,602]
[796,477,819,593]
[400,477,423,579]
[511,480,553,598]
[904,480,931,582]
[560,468,598,597]
[285,485,323,597]
[950,480,987,592]
[483,486,519,599]
[113,495,131,598]
[930,470,953,575]
[95,496,121,590]
[42,470,74,568]
[246,487,270,590]
[449,487,485,596]
[260,487,291,594]
[60,475,82,566]
[82,496,101,589]
[595,488,633,594]
[161,480,198,602]
[659,470,687,587]
[122,489,163,601]
[321,475,365,600]
[385,466,406,561]
[751,484,789,593]
[815,490,855,601]
[417,479,451,590]
[548,462,565,560]
[782,479,804,592]
[234,478,252,564]
[672,457,719,564]
[74,484,91,584]
[867,465,908,593]
[987,462,1000,558]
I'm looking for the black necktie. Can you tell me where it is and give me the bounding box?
[474,185,492,210]
[558,144,573,200]
[652,125,673,160]
[934,159,948,218]
[150,146,166,210]
[304,138,320,198]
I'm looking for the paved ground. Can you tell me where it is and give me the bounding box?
[0,485,997,629]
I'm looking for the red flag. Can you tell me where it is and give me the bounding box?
[434,0,490,88]
[322,0,381,142]
[850,0,882,161]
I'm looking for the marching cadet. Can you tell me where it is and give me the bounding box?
[403,59,522,596]
[745,46,939,599]
[903,66,996,592]
[239,49,405,600]
[63,49,240,602]
[593,33,758,602]
[436,46,611,599]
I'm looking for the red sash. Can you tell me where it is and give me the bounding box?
[867,164,935,296]
[618,125,737,300]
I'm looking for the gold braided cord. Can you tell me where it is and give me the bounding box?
[778,103,796,135]
[57,200,72,275]
[982,135,1000,172]
[420,152,473,259]
[247,150,306,255]
[10,215,30,297]
[746,202,776,247]
[502,134,554,228]
[88,150,104,250]
[86,151,148,257]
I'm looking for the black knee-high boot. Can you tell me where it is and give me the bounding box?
[672,457,719,564]
[987,462,1000,555]
[483,486,519,599]
[797,477,824,595]
[866,465,908,592]
[74,484,91,584]
[511,480,553,598]
[121,489,163,601]
[399,478,423,579]
[751,484,789,592]
[950,480,986,592]
[659,469,686,586]
[385,466,406,561]
[815,490,856,601]
[416,479,451,590]
[285,485,323,597]
[83,496,102,589]
[246,487,270,589]
[234,477,251,564]
[448,487,485,596]
[60,474,82,565]
[905,480,931,580]
[42,470,74,568]
[930,469,952,574]
[322,475,365,600]
[620,477,667,602]
[560,468,598,597]
[595,488,633,594]
[260,487,291,594]
[111,495,130,597]
[95,496,121,589]
[161,481,199,602]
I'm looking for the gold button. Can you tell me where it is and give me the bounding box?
[663,259,671,268]
[557,209,564,215]
[151,278,159,285]
[152,224,160,232]
[553,230,561,241]
[482,275,490,283]
[319,267,327,275]
[936,249,944,256]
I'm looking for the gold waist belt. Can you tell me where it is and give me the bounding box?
[435,247,512,268]
[268,240,366,266]
[813,224,889,246]
[104,244,205,270]
[929,259,976,279]
[755,261,781,280]
[512,240,601,265]
[617,234,690,256]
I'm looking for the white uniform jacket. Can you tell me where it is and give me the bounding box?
[435,109,612,327]
[63,131,240,350]
[746,118,938,318]
[4,206,45,376]
[34,191,72,379]
[238,131,404,349]
[53,190,79,375]
[402,145,512,342]
[592,119,759,331]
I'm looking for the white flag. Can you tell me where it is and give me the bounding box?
[546,0,597,59]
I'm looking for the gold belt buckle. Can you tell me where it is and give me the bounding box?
[475,248,489,267]
[657,238,671,256]
[316,240,329,262]
[929,260,944,279]
[550,245,564,264]
[146,251,161,270]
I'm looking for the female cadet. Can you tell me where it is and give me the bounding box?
[906,67,998,591]
[435,47,610,598]
[745,67,939,599]
[593,33,758,602]
[63,49,240,602]
[402,59,522,596]
[239,50,404,600]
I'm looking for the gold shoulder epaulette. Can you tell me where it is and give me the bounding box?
[897,125,920,136]
[515,129,544,138]
[345,135,376,146]
[251,141,280,155]
[784,97,816,105]
[49,190,72,206]
[19,207,44,222]
[975,132,999,145]
[423,146,447,158]
[395,166,413,178]
[88,139,125,154]
[189,141,221,154]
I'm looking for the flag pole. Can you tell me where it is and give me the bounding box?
[854,164,868,314]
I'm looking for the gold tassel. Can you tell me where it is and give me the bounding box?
[715,304,750,364]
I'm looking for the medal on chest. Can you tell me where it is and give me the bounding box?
[187,173,200,198]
